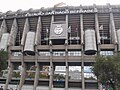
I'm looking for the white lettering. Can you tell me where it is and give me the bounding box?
[38,9,94,16]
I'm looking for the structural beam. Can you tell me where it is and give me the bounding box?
[65,14,68,90]
[35,16,42,45]
[4,48,13,90]
[8,18,18,46]
[33,46,39,90]
[21,18,29,46]
[49,15,54,90]
[0,19,7,39]
[94,6,101,52]
[17,46,26,90]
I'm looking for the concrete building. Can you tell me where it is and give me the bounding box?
[0,4,119,90]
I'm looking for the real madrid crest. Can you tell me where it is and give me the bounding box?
[54,24,63,35]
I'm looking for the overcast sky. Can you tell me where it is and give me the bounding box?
[0,0,120,13]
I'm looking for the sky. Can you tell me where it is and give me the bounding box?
[0,0,120,13]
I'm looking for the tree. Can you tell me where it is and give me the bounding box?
[0,50,8,76]
[92,54,120,90]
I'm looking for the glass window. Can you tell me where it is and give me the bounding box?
[12,52,22,56]
[38,51,50,56]
[69,66,81,80]
[55,66,66,72]
[68,51,81,56]
[53,51,65,56]
[84,66,96,80]
[54,66,66,81]
[100,51,113,56]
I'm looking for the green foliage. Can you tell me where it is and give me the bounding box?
[13,72,20,78]
[27,72,35,78]
[92,54,120,90]
[0,51,8,75]
[39,74,49,79]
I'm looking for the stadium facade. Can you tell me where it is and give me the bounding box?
[0,4,120,90]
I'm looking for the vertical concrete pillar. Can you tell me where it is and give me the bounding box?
[109,8,118,54]
[4,46,13,90]
[8,18,18,46]
[17,46,26,90]
[95,13,100,45]
[108,4,117,45]
[33,46,39,90]
[49,15,54,90]
[0,19,7,39]
[21,18,29,46]
[49,44,53,90]
[33,16,41,90]
[95,12,101,54]
[80,9,85,89]
[35,16,41,45]
[17,65,26,90]
[81,55,85,90]
[65,41,68,90]
[17,17,29,90]
[65,14,69,90]
[80,13,84,45]
[4,63,13,90]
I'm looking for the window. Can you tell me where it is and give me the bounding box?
[68,51,81,56]
[84,66,96,80]
[69,66,81,80]
[53,51,65,56]
[100,51,113,56]
[12,51,22,56]
[38,51,50,56]
[54,66,66,81]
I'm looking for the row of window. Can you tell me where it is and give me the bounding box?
[16,65,92,73]
[11,66,96,80]
[11,51,114,56]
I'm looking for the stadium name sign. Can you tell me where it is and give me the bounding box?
[39,9,94,15]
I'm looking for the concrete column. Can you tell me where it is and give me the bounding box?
[95,13,101,54]
[65,14,69,90]
[35,16,41,45]
[49,15,54,90]
[65,42,68,90]
[49,44,53,90]
[33,63,39,90]
[80,14,84,45]
[0,19,7,39]
[109,12,118,53]
[21,18,29,46]
[110,13,117,44]
[4,63,13,90]
[80,10,85,90]
[33,16,41,90]
[81,45,85,90]
[8,18,18,46]
[81,59,85,90]
[17,46,26,90]
[17,64,26,90]
[95,13,101,45]
[4,46,13,90]
[33,46,39,90]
